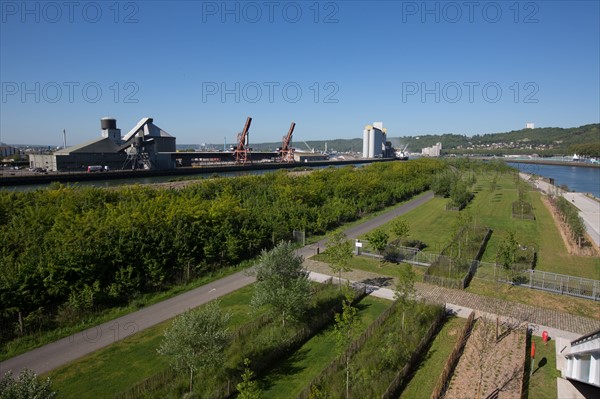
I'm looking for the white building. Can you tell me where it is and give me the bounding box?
[422,142,442,157]
[526,122,535,129]
[563,329,600,388]
[362,122,386,158]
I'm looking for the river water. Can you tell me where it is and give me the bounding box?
[507,162,600,198]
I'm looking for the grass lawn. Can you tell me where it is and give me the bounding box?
[356,171,599,280]
[314,253,427,281]
[527,336,560,399]
[357,196,457,254]
[466,279,600,320]
[400,316,466,399]
[316,250,600,320]
[258,296,390,398]
[47,285,258,398]
[306,190,432,245]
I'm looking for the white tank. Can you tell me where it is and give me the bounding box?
[363,129,370,158]
[368,130,375,158]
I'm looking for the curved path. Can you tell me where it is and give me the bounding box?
[0,192,433,375]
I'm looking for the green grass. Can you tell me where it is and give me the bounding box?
[355,172,599,280]
[527,336,560,398]
[47,285,258,398]
[314,253,427,281]
[466,279,600,320]
[357,196,457,254]
[259,296,390,398]
[306,190,432,245]
[1,263,247,362]
[400,316,466,399]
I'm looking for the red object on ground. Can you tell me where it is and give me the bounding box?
[542,331,549,344]
[531,341,536,358]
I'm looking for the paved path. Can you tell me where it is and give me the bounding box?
[0,192,434,375]
[0,271,255,375]
[563,192,600,247]
[521,172,600,246]
[297,191,434,259]
[304,263,600,337]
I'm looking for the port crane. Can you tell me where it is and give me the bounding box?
[278,122,296,162]
[234,117,252,163]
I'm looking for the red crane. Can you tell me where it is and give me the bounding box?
[279,122,296,163]
[234,117,252,163]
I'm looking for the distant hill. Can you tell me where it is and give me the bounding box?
[179,123,599,156]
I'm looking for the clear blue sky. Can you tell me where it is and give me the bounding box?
[1,0,599,145]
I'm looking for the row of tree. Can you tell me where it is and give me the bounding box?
[551,196,588,248]
[0,159,444,345]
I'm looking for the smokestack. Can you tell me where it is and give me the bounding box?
[63,129,67,148]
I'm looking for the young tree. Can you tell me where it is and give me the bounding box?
[334,293,360,399]
[367,229,389,256]
[0,369,55,399]
[326,231,353,288]
[251,241,312,328]
[236,358,261,399]
[391,218,410,243]
[394,263,416,304]
[157,301,231,394]
[497,232,519,281]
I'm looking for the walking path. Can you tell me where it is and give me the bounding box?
[521,172,600,246]
[304,261,600,336]
[0,192,434,376]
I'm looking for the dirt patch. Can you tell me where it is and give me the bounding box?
[445,317,526,399]
[540,197,599,257]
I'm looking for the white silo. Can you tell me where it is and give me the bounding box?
[363,127,370,158]
[368,129,375,158]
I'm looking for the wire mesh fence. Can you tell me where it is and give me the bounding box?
[358,245,599,301]
[474,263,600,301]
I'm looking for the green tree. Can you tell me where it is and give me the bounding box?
[497,232,519,281]
[236,358,261,399]
[334,293,360,399]
[326,231,353,288]
[367,229,389,256]
[394,264,416,303]
[391,218,410,243]
[157,301,231,394]
[251,242,312,328]
[0,369,55,399]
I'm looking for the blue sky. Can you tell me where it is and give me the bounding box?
[1,0,599,145]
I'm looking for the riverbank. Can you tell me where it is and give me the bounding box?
[503,159,599,168]
[520,172,600,249]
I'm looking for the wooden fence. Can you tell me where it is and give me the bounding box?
[296,300,401,399]
[115,281,363,399]
[430,311,476,399]
[380,307,446,398]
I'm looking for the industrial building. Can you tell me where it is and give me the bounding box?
[30,117,177,171]
[28,116,296,172]
[421,142,442,157]
[362,122,394,159]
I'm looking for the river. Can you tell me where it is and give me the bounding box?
[507,162,600,198]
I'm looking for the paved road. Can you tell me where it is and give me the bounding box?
[0,191,434,375]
